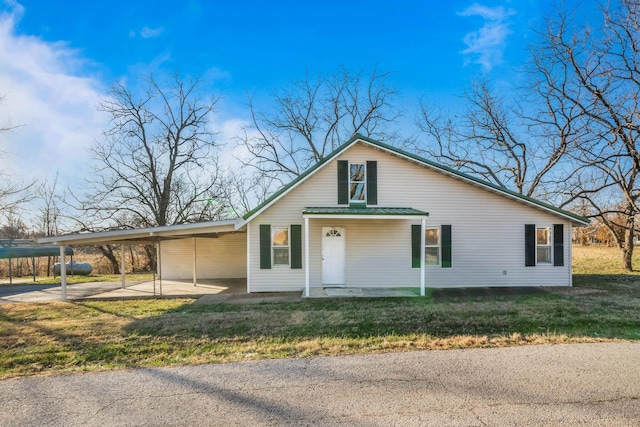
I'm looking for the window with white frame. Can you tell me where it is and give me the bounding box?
[272,227,289,265]
[349,163,366,202]
[536,227,551,264]
[425,227,440,265]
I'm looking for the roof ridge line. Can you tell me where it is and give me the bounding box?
[242,135,589,225]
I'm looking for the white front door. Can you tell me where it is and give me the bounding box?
[322,227,346,286]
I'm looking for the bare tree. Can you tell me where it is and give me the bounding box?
[237,67,400,188]
[77,72,226,229]
[529,0,640,270]
[0,95,20,134]
[413,78,573,200]
[34,175,64,275]
[0,95,31,217]
[71,73,227,273]
[414,1,640,271]
[219,169,276,218]
[0,213,31,279]
[35,174,63,237]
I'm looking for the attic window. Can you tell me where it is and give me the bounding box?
[350,163,366,202]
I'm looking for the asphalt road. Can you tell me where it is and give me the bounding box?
[2,342,639,426]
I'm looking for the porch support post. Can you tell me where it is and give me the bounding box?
[420,218,426,297]
[120,244,126,289]
[152,237,156,296]
[59,245,67,302]
[246,222,251,293]
[158,239,163,296]
[192,237,197,287]
[569,231,573,287]
[304,216,309,298]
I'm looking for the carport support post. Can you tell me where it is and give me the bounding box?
[192,237,197,287]
[158,239,163,296]
[59,245,67,302]
[8,239,12,285]
[120,244,126,289]
[420,218,426,297]
[304,217,309,298]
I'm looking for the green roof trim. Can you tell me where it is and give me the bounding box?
[303,207,429,216]
[242,135,363,220]
[243,133,590,225]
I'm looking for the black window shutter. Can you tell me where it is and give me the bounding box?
[290,224,302,269]
[259,224,271,269]
[366,161,377,205]
[337,160,348,205]
[411,224,421,268]
[553,224,564,266]
[441,225,452,268]
[525,224,536,267]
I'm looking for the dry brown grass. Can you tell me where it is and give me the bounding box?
[572,244,640,274]
[0,244,638,379]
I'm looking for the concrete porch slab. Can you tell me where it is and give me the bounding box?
[325,288,363,296]
[307,287,421,298]
[84,278,248,300]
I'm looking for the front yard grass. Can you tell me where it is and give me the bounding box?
[0,245,638,379]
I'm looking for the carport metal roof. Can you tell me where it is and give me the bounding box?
[0,240,74,258]
[37,218,246,246]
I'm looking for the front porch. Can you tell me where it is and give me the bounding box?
[302,207,430,297]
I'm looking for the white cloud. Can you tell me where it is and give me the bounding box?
[210,116,256,169]
[204,66,232,82]
[0,3,108,186]
[458,3,516,71]
[139,26,164,39]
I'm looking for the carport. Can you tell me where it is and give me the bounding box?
[0,240,74,285]
[38,219,247,301]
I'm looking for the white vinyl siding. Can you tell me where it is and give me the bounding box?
[160,233,247,280]
[248,141,574,291]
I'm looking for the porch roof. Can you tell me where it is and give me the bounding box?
[302,206,428,219]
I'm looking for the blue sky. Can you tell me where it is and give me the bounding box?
[0,0,593,189]
[12,1,522,88]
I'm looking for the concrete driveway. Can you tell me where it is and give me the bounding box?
[0,279,248,303]
[1,342,639,426]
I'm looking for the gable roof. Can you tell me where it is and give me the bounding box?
[243,134,589,226]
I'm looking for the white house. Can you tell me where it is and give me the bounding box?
[40,134,589,297]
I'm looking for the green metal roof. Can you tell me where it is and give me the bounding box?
[303,207,428,216]
[243,133,590,226]
[0,240,74,259]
